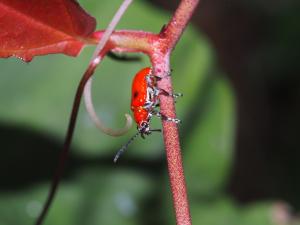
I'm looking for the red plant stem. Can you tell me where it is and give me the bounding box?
[152,55,192,225]
[34,62,98,225]
[150,1,200,224]
[161,0,200,53]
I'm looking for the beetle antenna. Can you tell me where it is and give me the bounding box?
[114,131,140,163]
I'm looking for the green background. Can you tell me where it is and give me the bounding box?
[0,0,281,224]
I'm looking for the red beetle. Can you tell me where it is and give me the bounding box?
[114,67,181,162]
[131,67,159,134]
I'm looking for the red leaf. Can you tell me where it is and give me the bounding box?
[0,0,97,62]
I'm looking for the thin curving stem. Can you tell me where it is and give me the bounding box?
[34,0,133,224]
[83,0,133,136]
[35,64,96,225]
[84,77,132,136]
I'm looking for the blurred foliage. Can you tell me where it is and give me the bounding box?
[0,0,277,225]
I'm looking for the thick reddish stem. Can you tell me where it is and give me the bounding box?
[151,55,192,225]
[161,0,200,53]
[91,30,158,54]
[150,1,200,224]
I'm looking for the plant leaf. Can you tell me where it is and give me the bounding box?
[0,0,96,62]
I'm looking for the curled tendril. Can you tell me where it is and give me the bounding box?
[84,77,132,136]
[34,1,134,225]
[83,0,133,136]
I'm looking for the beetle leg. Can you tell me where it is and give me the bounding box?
[152,70,172,81]
[151,110,181,124]
[143,101,153,109]
[149,128,162,132]
[161,89,183,98]
[154,87,183,99]
[146,75,156,87]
